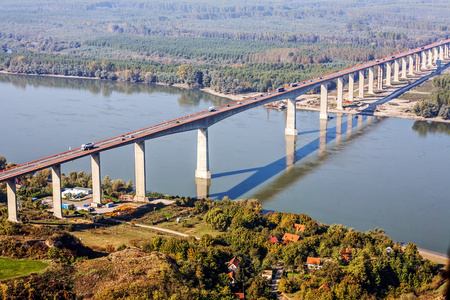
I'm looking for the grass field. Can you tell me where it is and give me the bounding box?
[70,223,174,249]
[0,257,50,280]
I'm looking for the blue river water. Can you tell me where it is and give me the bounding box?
[0,73,449,254]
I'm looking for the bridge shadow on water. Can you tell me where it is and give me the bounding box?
[208,114,382,200]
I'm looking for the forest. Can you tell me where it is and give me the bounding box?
[0,196,444,299]
[413,74,450,119]
[0,0,449,93]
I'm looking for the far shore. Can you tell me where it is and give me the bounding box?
[1,68,449,124]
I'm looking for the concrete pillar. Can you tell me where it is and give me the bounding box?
[358,70,364,98]
[336,114,343,146]
[134,141,147,202]
[337,77,344,110]
[428,49,433,66]
[196,178,210,200]
[320,83,328,120]
[409,55,415,76]
[421,51,427,70]
[377,65,383,90]
[348,73,354,102]
[439,45,444,61]
[401,57,407,79]
[445,44,449,58]
[91,153,102,204]
[357,115,363,132]
[285,99,298,136]
[6,180,18,222]
[347,114,353,137]
[285,134,297,168]
[415,54,421,72]
[195,128,211,179]
[385,62,392,86]
[319,119,327,160]
[368,67,374,94]
[433,47,438,63]
[393,59,400,82]
[51,165,63,219]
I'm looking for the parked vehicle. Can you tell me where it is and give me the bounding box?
[81,142,95,150]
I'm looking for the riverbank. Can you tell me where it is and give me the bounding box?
[1,66,448,123]
[416,248,449,266]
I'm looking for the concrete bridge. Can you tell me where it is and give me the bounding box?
[1,38,449,222]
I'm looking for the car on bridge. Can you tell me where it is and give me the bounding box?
[81,142,95,151]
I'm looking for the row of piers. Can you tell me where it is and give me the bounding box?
[4,42,449,222]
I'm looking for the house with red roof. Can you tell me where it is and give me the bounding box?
[306,257,323,270]
[268,236,279,244]
[232,292,245,299]
[228,257,240,272]
[282,233,300,244]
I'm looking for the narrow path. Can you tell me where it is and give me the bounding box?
[271,261,288,299]
[113,219,200,240]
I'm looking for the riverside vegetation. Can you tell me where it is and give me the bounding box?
[1,0,450,94]
[0,158,446,299]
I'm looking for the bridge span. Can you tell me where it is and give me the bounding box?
[1,38,449,222]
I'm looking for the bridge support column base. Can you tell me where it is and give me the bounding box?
[196,177,211,199]
[196,128,211,180]
[52,165,63,219]
[7,180,19,223]
[195,170,211,180]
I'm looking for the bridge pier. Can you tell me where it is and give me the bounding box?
[285,99,298,135]
[409,55,415,76]
[91,153,102,204]
[433,47,439,63]
[195,128,211,180]
[6,179,18,223]
[285,134,297,168]
[368,67,374,94]
[393,59,400,82]
[337,77,344,110]
[134,141,147,202]
[348,73,354,102]
[415,54,421,72]
[421,51,428,70]
[439,46,444,61]
[320,83,328,120]
[51,165,63,219]
[385,62,392,86]
[401,57,407,79]
[445,44,449,58]
[428,49,433,67]
[377,65,383,90]
[196,177,211,200]
[358,70,364,98]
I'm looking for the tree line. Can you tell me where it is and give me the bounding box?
[413,74,450,119]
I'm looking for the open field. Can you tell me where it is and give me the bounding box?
[0,257,50,280]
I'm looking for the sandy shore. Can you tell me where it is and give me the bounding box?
[417,248,449,266]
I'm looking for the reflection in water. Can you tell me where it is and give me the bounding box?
[347,114,353,137]
[412,120,450,136]
[0,73,226,106]
[285,134,297,169]
[335,114,343,147]
[211,114,382,201]
[357,115,363,132]
[319,119,328,160]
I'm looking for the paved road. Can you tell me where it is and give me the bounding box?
[114,219,200,240]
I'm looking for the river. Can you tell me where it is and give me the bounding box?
[1,73,449,254]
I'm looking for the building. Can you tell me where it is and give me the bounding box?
[268,236,279,244]
[228,257,240,272]
[232,293,244,299]
[294,223,306,233]
[339,248,355,262]
[282,233,300,244]
[306,257,323,270]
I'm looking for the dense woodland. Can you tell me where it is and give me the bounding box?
[1,0,449,93]
[0,197,444,299]
[413,74,450,119]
